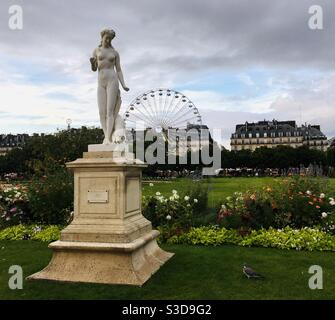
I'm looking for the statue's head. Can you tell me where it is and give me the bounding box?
[100,28,115,47]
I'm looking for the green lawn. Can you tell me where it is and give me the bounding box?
[1,177,334,300]
[143,177,335,207]
[0,240,334,300]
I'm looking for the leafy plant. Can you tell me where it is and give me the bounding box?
[168,226,335,252]
[142,182,208,240]
[27,168,74,225]
[0,224,62,242]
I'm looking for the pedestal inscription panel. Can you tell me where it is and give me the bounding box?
[79,176,118,215]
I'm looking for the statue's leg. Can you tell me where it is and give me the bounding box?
[106,82,119,143]
[97,85,108,143]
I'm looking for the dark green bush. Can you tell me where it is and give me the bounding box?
[27,168,73,225]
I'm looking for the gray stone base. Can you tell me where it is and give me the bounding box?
[27,230,174,286]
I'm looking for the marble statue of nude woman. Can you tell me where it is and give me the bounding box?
[90,28,129,144]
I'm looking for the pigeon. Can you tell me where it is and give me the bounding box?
[243,263,265,279]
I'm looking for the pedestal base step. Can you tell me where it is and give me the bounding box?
[27,230,174,286]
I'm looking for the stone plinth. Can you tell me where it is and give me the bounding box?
[28,147,174,286]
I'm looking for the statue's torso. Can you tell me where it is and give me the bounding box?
[96,47,116,71]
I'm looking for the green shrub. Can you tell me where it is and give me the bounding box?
[31,225,61,242]
[168,226,335,252]
[0,224,31,241]
[142,183,208,240]
[27,168,73,225]
[0,224,62,242]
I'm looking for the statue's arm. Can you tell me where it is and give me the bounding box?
[90,49,98,72]
[115,51,129,91]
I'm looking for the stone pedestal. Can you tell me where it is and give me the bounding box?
[28,145,174,286]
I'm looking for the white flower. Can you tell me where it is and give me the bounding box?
[184,196,190,201]
[155,192,161,196]
[172,190,178,194]
[193,199,198,203]
[33,226,42,233]
[149,183,154,187]
[306,190,312,195]
[330,200,335,206]
[320,193,325,199]
[329,197,334,202]
[166,215,172,220]
[187,204,191,207]
[169,196,174,201]
[174,194,180,200]
[321,212,328,219]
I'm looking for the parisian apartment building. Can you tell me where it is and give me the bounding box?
[230,120,328,152]
[0,134,30,156]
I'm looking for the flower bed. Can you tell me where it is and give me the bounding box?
[217,176,335,232]
[0,169,73,227]
[142,183,208,239]
[0,183,31,226]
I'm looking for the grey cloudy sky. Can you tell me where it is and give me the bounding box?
[0,0,334,148]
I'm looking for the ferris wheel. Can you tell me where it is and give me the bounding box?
[124,89,202,131]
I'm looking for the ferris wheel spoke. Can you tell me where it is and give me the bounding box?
[144,94,159,125]
[151,94,161,127]
[161,90,170,119]
[168,100,190,121]
[161,91,176,122]
[173,108,196,123]
[163,92,179,123]
[138,100,157,126]
[125,118,145,129]
[129,112,157,128]
[132,106,157,128]
[168,96,184,117]
[145,92,158,122]
[138,95,157,124]
[164,107,191,128]
[132,92,156,125]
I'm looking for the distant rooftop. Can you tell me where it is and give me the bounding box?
[232,119,327,140]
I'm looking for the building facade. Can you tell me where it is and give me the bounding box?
[0,134,30,156]
[231,120,328,152]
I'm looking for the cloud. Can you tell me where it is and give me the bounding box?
[0,0,334,148]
